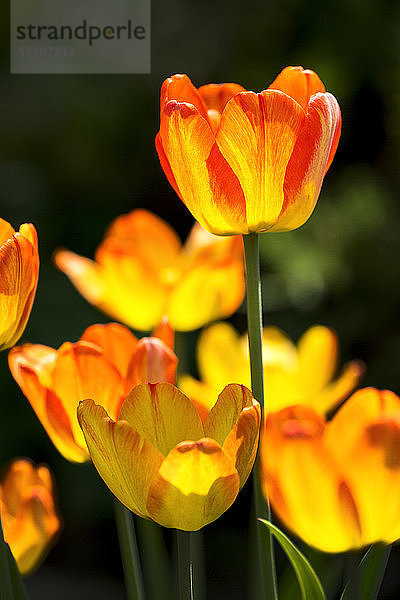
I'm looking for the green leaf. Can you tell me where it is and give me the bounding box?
[340,544,391,600]
[259,519,326,600]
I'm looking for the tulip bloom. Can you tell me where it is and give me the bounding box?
[0,219,39,351]
[78,382,260,530]
[8,322,177,463]
[1,459,60,575]
[180,323,362,420]
[156,66,341,236]
[54,209,244,331]
[260,388,400,553]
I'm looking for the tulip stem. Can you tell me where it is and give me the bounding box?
[177,530,194,600]
[113,498,146,600]
[243,232,278,600]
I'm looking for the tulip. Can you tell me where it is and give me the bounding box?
[78,382,260,530]
[156,66,341,236]
[8,322,177,463]
[1,459,60,575]
[180,322,363,420]
[260,387,400,553]
[54,209,244,331]
[0,219,39,351]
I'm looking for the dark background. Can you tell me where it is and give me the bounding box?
[1,0,400,597]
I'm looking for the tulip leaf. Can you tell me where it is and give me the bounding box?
[259,519,326,600]
[340,544,391,600]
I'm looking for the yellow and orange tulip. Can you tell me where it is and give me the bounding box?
[0,219,39,351]
[8,322,177,463]
[78,382,260,531]
[1,459,60,575]
[260,388,400,553]
[180,323,363,419]
[54,209,244,331]
[156,66,341,236]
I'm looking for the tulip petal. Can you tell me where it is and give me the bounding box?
[81,322,138,380]
[269,66,325,111]
[0,227,39,351]
[178,375,217,423]
[197,323,250,391]
[0,219,15,245]
[78,400,163,518]
[127,338,178,391]
[158,100,247,235]
[217,90,305,232]
[296,325,338,396]
[152,316,175,350]
[146,437,240,530]
[51,341,125,439]
[8,345,87,463]
[161,74,208,119]
[197,83,246,132]
[312,360,364,414]
[119,383,204,456]
[204,384,260,488]
[274,93,341,232]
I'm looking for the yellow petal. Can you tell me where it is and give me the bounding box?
[119,383,204,456]
[312,360,364,414]
[216,90,305,231]
[296,325,338,396]
[197,323,249,391]
[178,375,217,423]
[146,437,240,530]
[204,384,260,487]
[78,400,163,518]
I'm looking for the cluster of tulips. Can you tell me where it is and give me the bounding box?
[0,65,397,600]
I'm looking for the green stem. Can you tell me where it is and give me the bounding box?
[135,518,172,600]
[113,498,146,600]
[243,232,278,600]
[177,530,194,600]
[0,512,14,600]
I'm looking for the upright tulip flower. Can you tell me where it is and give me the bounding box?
[156,66,341,236]
[54,209,244,331]
[78,382,260,530]
[1,459,60,575]
[0,219,39,351]
[180,323,363,420]
[8,322,177,463]
[260,388,400,552]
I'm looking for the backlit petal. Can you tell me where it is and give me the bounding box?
[198,83,246,132]
[127,338,178,391]
[152,316,174,350]
[216,90,305,232]
[269,66,325,110]
[312,360,364,414]
[80,322,138,380]
[159,100,247,235]
[204,384,260,487]
[178,376,217,423]
[146,437,239,530]
[296,325,338,396]
[78,400,163,518]
[119,383,204,456]
[273,93,341,232]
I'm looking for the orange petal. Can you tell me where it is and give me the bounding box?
[204,384,260,487]
[8,345,86,463]
[0,225,39,351]
[160,74,208,119]
[126,338,178,391]
[158,100,247,235]
[197,83,246,132]
[80,322,138,380]
[272,92,341,232]
[146,437,240,530]
[0,219,15,244]
[152,316,174,350]
[78,400,163,518]
[51,341,125,434]
[269,66,325,111]
[1,459,60,575]
[119,383,204,456]
[216,90,305,232]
